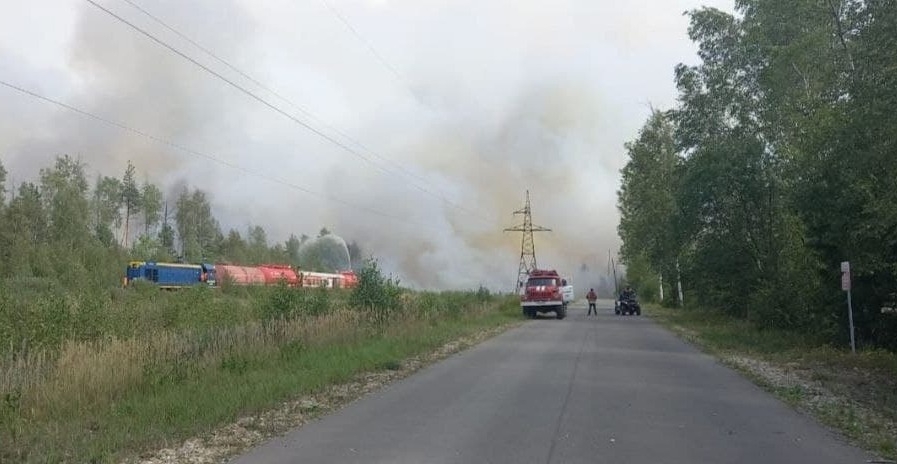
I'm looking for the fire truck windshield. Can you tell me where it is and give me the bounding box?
[527,278,557,287]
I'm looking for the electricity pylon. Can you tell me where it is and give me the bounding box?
[504,190,551,292]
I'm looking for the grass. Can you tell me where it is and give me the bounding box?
[647,304,897,460]
[0,285,521,463]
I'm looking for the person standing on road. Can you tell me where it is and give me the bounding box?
[587,288,598,316]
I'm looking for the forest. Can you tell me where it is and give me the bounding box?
[616,0,897,349]
[0,155,364,287]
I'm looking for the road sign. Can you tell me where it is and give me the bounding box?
[841,272,851,291]
[841,261,850,273]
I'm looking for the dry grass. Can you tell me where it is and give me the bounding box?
[0,293,519,463]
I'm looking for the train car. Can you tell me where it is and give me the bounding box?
[338,270,359,289]
[299,270,358,289]
[258,264,301,286]
[125,261,216,289]
[216,263,300,287]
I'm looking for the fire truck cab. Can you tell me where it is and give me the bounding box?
[520,269,574,320]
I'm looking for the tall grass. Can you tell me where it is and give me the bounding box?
[0,281,518,463]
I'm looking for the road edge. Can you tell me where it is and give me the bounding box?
[646,308,896,463]
[123,319,525,464]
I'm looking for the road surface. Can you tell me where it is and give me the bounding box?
[231,300,873,464]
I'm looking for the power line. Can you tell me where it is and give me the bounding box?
[316,0,499,222]
[0,78,437,230]
[117,0,406,176]
[319,0,418,99]
[90,0,491,224]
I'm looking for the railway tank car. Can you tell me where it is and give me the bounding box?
[216,264,300,287]
[125,261,358,290]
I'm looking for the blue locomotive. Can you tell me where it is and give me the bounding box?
[125,261,216,288]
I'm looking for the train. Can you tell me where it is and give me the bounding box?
[124,261,359,290]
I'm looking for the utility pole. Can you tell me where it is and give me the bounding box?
[504,190,551,293]
[676,258,684,307]
[609,250,620,312]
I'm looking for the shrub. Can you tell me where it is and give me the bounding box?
[351,258,403,325]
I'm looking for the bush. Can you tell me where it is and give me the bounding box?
[261,281,301,321]
[351,258,403,325]
[306,286,330,316]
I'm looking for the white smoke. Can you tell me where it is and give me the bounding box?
[0,0,735,292]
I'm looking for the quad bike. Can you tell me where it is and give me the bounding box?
[616,295,641,316]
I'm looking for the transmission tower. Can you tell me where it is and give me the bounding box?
[504,190,551,292]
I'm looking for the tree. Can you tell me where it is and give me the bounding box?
[347,240,365,271]
[141,181,162,237]
[248,225,269,263]
[617,111,683,305]
[91,175,122,246]
[615,6,830,330]
[121,161,141,248]
[159,201,177,258]
[0,182,47,275]
[39,155,91,248]
[298,235,351,272]
[285,234,302,266]
[174,187,221,262]
[219,229,248,263]
[130,233,168,261]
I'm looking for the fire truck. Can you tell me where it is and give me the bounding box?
[520,269,574,319]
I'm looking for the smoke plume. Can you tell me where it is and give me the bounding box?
[0,0,735,291]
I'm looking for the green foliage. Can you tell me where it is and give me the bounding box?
[141,181,163,236]
[0,290,516,463]
[307,285,331,316]
[351,258,403,325]
[91,175,122,242]
[621,253,660,304]
[40,155,91,247]
[175,187,221,262]
[476,284,492,302]
[618,2,897,348]
[261,282,302,321]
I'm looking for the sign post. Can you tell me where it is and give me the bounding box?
[841,261,856,354]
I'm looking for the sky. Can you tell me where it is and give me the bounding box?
[0,0,735,292]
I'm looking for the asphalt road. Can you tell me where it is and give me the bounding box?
[231,300,874,464]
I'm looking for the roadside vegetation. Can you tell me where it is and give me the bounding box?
[0,261,519,463]
[648,305,897,459]
[616,2,897,352]
[0,157,520,462]
[615,1,897,458]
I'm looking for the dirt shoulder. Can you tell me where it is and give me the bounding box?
[648,306,897,462]
[124,322,521,464]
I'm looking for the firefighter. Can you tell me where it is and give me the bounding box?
[587,288,598,316]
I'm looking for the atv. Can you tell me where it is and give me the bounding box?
[617,295,641,316]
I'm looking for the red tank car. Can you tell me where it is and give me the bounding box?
[216,263,300,287]
[258,264,300,286]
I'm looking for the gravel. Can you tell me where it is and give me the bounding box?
[122,324,517,464]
